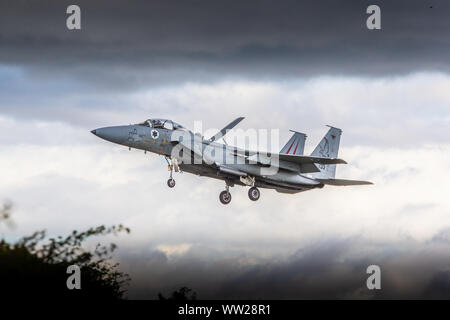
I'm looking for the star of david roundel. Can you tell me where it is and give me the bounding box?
[151,129,159,139]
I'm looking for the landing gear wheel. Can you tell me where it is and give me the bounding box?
[248,187,260,201]
[167,178,176,188]
[219,191,232,205]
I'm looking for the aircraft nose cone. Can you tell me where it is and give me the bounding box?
[91,127,110,140]
[90,126,130,145]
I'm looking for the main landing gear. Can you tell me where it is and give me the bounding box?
[248,186,260,201]
[219,182,232,205]
[218,180,261,205]
[219,190,232,205]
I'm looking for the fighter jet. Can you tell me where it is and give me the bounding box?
[91,117,372,204]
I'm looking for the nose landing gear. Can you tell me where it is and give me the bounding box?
[167,178,176,188]
[165,157,179,188]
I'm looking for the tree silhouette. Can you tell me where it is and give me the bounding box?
[158,286,197,301]
[0,209,131,300]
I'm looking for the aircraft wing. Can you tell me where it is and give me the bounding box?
[232,151,345,165]
[278,154,347,165]
[315,178,373,186]
[277,154,346,173]
[232,151,346,173]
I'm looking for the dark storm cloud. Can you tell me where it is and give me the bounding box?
[120,235,450,299]
[1,0,450,88]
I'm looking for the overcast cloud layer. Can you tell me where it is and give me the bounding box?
[1,0,450,88]
[1,1,450,299]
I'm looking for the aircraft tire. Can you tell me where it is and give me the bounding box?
[167,178,176,188]
[248,187,260,201]
[219,190,232,204]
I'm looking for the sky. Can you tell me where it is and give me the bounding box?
[1,0,450,299]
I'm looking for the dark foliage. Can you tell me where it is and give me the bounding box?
[0,224,131,300]
[158,286,197,301]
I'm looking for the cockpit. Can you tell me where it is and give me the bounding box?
[137,118,185,130]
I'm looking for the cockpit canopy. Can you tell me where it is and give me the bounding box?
[137,118,185,130]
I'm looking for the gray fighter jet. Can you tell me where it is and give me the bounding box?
[91,117,372,204]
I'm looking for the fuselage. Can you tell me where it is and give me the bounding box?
[91,124,322,192]
[91,118,372,204]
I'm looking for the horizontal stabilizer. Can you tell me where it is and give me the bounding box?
[316,178,373,186]
[278,154,347,165]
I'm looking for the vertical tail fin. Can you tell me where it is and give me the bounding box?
[280,130,307,155]
[311,126,342,179]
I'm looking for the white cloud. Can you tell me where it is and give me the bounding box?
[1,72,450,296]
[1,131,449,250]
[123,72,450,148]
